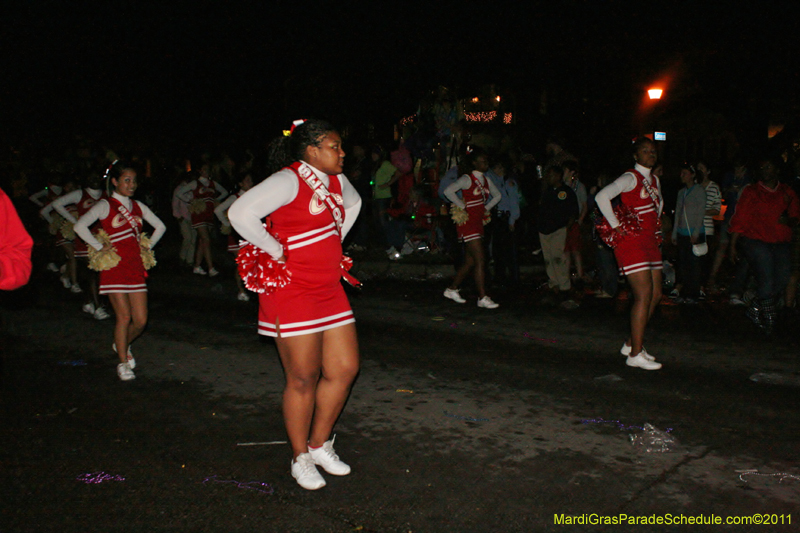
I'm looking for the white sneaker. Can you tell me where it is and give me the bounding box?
[291,453,326,490]
[70,284,83,294]
[117,363,135,381]
[113,343,135,369]
[308,436,350,476]
[237,291,250,302]
[47,262,59,272]
[60,276,72,289]
[82,302,96,314]
[193,266,207,275]
[208,268,220,277]
[443,288,466,304]
[620,343,655,361]
[93,307,111,321]
[626,352,662,370]
[477,296,499,309]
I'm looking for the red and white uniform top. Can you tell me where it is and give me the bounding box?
[595,163,664,275]
[73,193,166,252]
[443,171,502,243]
[229,161,362,338]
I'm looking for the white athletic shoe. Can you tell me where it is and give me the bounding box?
[113,343,135,369]
[308,436,351,476]
[208,268,220,277]
[237,291,250,302]
[93,307,111,321]
[626,352,662,370]
[60,276,72,289]
[291,453,326,490]
[193,266,207,275]
[47,262,59,272]
[477,296,499,309]
[82,302,96,314]
[443,288,466,304]
[70,284,83,294]
[620,342,655,361]
[117,363,135,381]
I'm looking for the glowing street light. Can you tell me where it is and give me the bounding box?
[648,88,663,100]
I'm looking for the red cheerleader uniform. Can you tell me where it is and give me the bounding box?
[98,198,147,294]
[614,169,662,276]
[73,189,104,258]
[257,162,354,338]
[191,179,218,229]
[457,172,489,243]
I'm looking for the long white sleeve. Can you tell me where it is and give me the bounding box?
[595,173,637,228]
[228,170,299,259]
[73,201,109,250]
[138,201,167,247]
[214,194,238,226]
[443,175,472,208]
[50,190,84,224]
[337,174,362,239]
[484,174,502,211]
[213,181,228,201]
[176,180,198,203]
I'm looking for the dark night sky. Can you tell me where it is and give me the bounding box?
[2,1,798,151]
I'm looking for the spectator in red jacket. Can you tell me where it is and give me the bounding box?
[0,186,33,291]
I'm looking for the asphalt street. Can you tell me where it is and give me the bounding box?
[2,257,799,532]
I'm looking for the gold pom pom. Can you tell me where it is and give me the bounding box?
[189,198,207,214]
[48,213,64,236]
[450,204,469,226]
[60,219,76,240]
[139,233,157,270]
[87,230,121,271]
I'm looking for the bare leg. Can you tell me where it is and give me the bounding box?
[108,292,148,363]
[276,329,324,459]
[466,239,488,298]
[309,324,360,447]
[449,244,476,290]
[626,270,654,355]
[194,226,214,271]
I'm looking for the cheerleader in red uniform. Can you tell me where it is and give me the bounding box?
[177,166,228,277]
[40,178,78,289]
[74,166,166,381]
[442,150,502,308]
[215,171,254,301]
[50,172,109,318]
[229,119,361,491]
[595,138,664,370]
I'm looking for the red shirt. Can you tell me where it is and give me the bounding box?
[728,182,800,243]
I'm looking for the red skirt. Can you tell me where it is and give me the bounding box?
[457,204,485,243]
[257,235,353,338]
[99,238,146,294]
[613,213,662,276]
[191,200,216,229]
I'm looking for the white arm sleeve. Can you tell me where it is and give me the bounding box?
[214,195,237,226]
[137,201,167,247]
[176,181,197,203]
[228,170,299,260]
[444,175,472,208]
[594,173,637,228]
[29,189,48,207]
[485,176,502,211]
[73,200,110,251]
[214,181,228,201]
[338,174,362,239]
[40,201,56,222]
[52,190,84,224]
